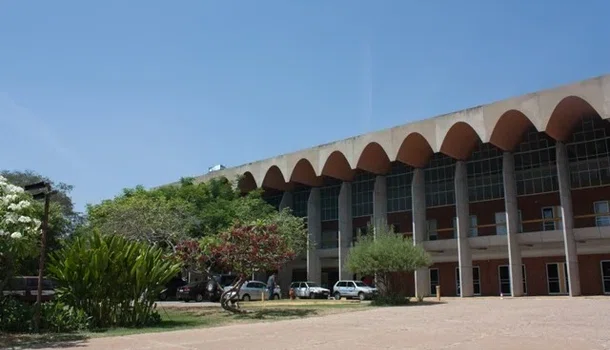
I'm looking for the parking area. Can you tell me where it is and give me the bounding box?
[46,296,610,349]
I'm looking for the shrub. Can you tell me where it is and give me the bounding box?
[48,232,181,328]
[0,298,89,333]
[347,223,431,297]
[371,294,411,307]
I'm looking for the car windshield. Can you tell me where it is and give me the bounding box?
[354,281,368,287]
[307,282,320,287]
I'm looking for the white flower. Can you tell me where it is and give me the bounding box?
[18,216,32,223]
[33,219,42,229]
[10,232,22,239]
[0,230,7,236]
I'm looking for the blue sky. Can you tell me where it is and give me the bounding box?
[1,0,609,212]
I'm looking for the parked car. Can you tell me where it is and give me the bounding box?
[158,276,187,301]
[206,274,238,302]
[176,274,238,302]
[290,281,330,299]
[176,281,207,302]
[332,280,378,301]
[2,276,55,303]
[224,280,281,301]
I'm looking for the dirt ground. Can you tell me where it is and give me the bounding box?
[30,296,610,350]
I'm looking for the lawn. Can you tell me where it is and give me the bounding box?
[0,300,369,348]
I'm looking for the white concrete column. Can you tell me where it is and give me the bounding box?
[412,168,429,298]
[502,152,524,297]
[556,142,581,296]
[279,191,293,211]
[278,191,293,296]
[373,175,388,235]
[338,182,353,280]
[455,161,474,297]
[307,188,322,284]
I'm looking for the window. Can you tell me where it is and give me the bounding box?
[467,143,504,202]
[547,263,569,295]
[292,189,310,218]
[320,230,338,249]
[352,172,375,218]
[495,211,523,235]
[427,219,438,241]
[429,268,439,295]
[320,185,340,221]
[456,267,481,296]
[542,206,562,231]
[594,201,610,227]
[387,163,413,213]
[425,154,456,208]
[514,130,559,196]
[601,261,610,295]
[264,194,283,210]
[498,265,527,295]
[452,215,478,237]
[567,118,610,189]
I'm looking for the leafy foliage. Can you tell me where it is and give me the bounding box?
[48,232,181,328]
[0,298,90,333]
[347,223,431,297]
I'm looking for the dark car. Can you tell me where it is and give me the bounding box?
[2,276,55,303]
[158,276,187,301]
[176,274,238,302]
[205,274,238,302]
[176,281,207,302]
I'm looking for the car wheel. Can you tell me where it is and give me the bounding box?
[159,292,167,301]
[309,292,315,299]
[184,299,190,303]
[195,294,204,302]
[358,292,366,301]
[334,292,341,300]
[242,294,251,301]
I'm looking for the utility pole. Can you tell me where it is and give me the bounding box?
[24,181,53,333]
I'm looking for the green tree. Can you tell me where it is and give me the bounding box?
[347,223,431,299]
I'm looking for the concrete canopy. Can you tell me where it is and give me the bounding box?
[188,75,610,191]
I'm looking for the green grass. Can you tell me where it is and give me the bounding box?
[0,300,368,348]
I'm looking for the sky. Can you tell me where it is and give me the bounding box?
[1,0,609,212]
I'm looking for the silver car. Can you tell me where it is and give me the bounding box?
[332,280,378,301]
[224,280,281,301]
[290,281,331,299]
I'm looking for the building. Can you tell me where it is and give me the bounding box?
[187,74,610,297]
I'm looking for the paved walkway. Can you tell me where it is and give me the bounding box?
[39,297,610,349]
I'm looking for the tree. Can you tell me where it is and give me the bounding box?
[347,223,431,299]
[87,188,194,252]
[176,210,308,314]
[0,175,41,292]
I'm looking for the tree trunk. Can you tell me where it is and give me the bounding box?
[220,276,246,314]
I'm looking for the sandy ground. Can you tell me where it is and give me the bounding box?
[33,296,610,350]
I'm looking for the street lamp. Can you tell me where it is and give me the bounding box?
[24,181,55,333]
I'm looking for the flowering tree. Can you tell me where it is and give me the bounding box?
[0,176,41,291]
[176,214,307,314]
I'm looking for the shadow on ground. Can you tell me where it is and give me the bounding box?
[0,333,88,349]
[236,308,317,320]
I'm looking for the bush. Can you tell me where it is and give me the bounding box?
[0,298,89,333]
[48,232,181,328]
[371,294,411,306]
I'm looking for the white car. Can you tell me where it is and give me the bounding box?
[333,280,378,301]
[290,281,331,299]
[223,280,281,301]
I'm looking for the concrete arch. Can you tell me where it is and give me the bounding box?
[289,158,321,187]
[321,151,354,181]
[545,96,602,141]
[261,165,288,190]
[489,109,536,151]
[395,132,434,168]
[237,171,257,193]
[356,142,391,174]
[439,121,482,160]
